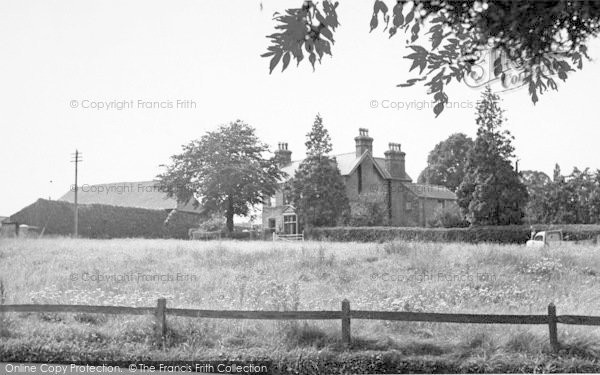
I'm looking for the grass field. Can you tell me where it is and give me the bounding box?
[0,238,599,373]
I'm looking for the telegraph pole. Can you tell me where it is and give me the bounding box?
[70,150,82,237]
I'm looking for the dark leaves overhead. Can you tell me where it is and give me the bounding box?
[265,0,600,116]
[262,1,339,72]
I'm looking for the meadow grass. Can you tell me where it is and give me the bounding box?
[0,238,599,372]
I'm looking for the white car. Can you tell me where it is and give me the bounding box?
[526,230,563,247]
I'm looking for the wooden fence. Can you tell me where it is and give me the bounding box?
[2,299,600,352]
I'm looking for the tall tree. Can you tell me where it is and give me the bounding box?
[457,87,528,225]
[265,1,596,116]
[158,120,284,232]
[520,170,552,224]
[288,114,349,228]
[417,133,473,192]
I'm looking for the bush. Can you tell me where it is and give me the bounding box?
[196,213,226,232]
[427,205,469,228]
[305,224,600,244]
[347,201,389,227]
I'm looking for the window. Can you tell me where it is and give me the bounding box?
[270,196,276,206]
[438,200,445,208]
[357,164,362,194]
[283,214,297,234]
[268,219,276,229]
[405,201,412,211]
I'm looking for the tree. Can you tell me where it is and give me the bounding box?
[264,1,596,116]
[158,120,284,233]
[288,114,350,228]
[417,133,473,192]
[457,87,528,225]
[520,170,552,223]
[541,166,600,224]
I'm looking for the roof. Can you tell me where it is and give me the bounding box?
[281,152,412,181]
[58,181,203,214]
[405,183,457,200]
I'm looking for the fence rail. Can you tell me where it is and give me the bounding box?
[272,231,304,241]
[2,299,599,352]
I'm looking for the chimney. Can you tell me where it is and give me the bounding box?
[274,142,292,166]
[354,128,373,157]
[384,143,406,179]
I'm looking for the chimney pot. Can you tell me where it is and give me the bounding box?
[275,141,292,166]
[355,128,373,157]
[384,142,407,180]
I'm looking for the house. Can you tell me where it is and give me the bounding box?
[262,128,457,234]
[6,181,206,238]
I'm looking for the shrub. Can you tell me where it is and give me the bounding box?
[427,205,469,228]
[347,201,389,227]
[196,212,226,232]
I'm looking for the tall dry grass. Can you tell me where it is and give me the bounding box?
[0,237,599,365]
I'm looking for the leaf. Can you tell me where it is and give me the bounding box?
[392,1,404,27]
[309,52,317,69]
[411,22,420,42]
[397,77,426,87]
[389,26,397,38]
[320,27,335,43]
[528,80,539,104]
[269,52,283,74]
[405,8,414,24]
[282,52,291,71]
[370,13,378,32]
[493,56,502,77]
[433,102,445,117]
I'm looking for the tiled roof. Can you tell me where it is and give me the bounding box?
[404,183,456,200]
[58,181,203,214]
[280,152,412,181]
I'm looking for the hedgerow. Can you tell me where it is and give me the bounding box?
[305,224,600,244]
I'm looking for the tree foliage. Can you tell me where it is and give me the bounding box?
[457,87,528,225]
[157,120,284,232]
[265,1,598,116]
[525,166,600,224]
[417,132,474,192]
[520,169,552,223]
[287,115,350,227]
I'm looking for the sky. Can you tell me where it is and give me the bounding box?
[1,0,600,216]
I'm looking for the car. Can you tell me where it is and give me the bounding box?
[526,230,563,247]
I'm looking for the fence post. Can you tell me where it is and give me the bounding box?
[548,302,559,353]
[341,299,351,347]
[156,298,167,343]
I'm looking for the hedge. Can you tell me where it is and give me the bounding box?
[8,199,203,239]
[305,224,600,244]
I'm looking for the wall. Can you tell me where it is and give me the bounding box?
[261,188,286,232]
[345,157,388,219]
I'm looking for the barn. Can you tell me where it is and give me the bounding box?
[6,181,206,238]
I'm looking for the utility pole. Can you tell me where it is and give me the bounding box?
[70,150,82,237]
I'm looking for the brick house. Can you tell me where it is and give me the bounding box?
[262,128,457,234]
